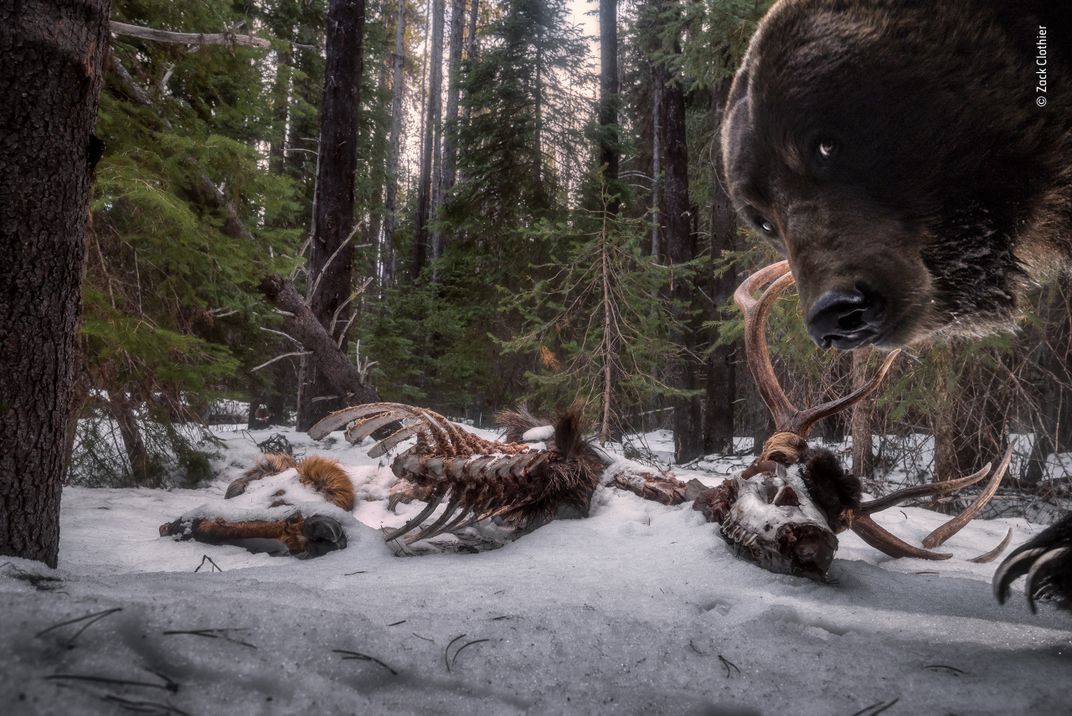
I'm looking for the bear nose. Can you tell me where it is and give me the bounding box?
[805,287,885,349]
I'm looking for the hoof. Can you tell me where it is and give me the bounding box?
[302,515,347,557]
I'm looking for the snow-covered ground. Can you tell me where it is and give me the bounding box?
[2,425,1070,715]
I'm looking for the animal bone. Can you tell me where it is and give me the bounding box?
[700,261,1011,576]
[311,402,604,543]
[159,454,352,558]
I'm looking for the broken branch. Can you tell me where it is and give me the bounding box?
[110,21,271,49]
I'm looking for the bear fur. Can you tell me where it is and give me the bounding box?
[722,0,1071,346]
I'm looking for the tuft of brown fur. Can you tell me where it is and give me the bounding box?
[798,448,862,533]
[224,453,355,513]
[296,456,355,512]
[225,453,298,498]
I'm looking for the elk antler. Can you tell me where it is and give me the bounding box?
[735,262,1010,560]
[735,261,900,472]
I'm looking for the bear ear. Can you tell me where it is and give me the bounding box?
[721,64,753,186]
[726,63,750,108]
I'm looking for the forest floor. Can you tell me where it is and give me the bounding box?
[2,425,1070,715]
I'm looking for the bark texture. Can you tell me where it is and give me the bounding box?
[436,0,465,207]
[1,0,112,566]
[108,21,270,48]
[704,79,737,454]
[657,62,703,463]
[411,0,444,280]
[261,276,378,408]
[296,0,366,431]
[598,0,619,207]
[381,0,406,288]
[849,349,875,478]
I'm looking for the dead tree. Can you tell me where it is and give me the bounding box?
[435,0,466,231]
[109,21,271,48]
[260,276,378,408]
[1,0,111,567]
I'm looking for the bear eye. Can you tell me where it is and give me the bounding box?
[817,139,837,160]
[757,217,775,234]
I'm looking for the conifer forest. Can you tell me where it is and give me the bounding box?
[2,1,1071,713]
[16,0,1071,491]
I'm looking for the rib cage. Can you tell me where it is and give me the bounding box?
[310,403,603,544]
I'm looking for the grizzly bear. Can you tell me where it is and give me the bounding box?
[723,0,1070,349]
[722,0,1071,609]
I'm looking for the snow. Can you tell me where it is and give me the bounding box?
[521,425,555,443]
[2,424,1071,715]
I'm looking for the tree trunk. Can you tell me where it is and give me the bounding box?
[818,353,851,443]
[296,0,366,431]
[1024,277,1072,483]
[934,348,1007,486]
[650,59,662,259]
[748,388,775,457]
[598,210,618,443]
[0,0,111,567]
[466,0,479,55]
[435,0,465,233]
[704,79,737,455]
[381,0,406,289]
[262,276,378,408]
[598,0,619,210]
[933,347,959,484]
[285,12,324,217]
[533,40,544,188]
[462,0,479,129]
[108,395,160,486]
[850,349,875,478]
[268,41,292,177]
[656,61,703,464]
[412,0,444,280]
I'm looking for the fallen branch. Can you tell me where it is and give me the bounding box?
[251,350,310,373]
[193,555,223,573]
[110,21,271,49]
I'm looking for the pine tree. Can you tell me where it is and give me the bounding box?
[501,194,683,441]
[78,0,305,483]
[1,0,111,566]
[297,0,368,430]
